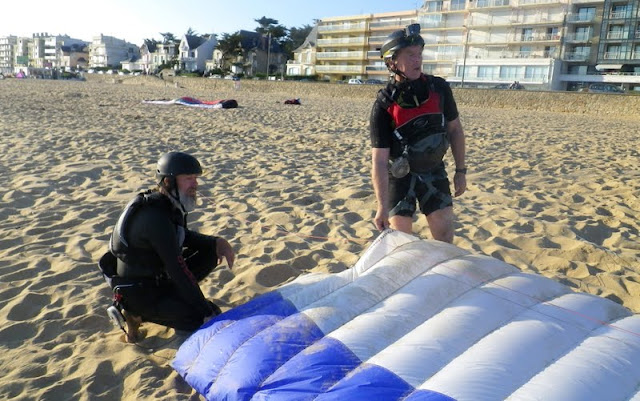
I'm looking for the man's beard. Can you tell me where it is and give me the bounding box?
[179,190,197,213]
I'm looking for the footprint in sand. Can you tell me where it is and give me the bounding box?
[256,264,298,288]
[7,292,51,321]
[0,321,38,349]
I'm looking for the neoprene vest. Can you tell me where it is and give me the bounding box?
[385,76,450,173]
[109,190,185,271]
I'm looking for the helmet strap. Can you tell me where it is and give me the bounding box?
[386,59,408,81]
[161,177,188,216]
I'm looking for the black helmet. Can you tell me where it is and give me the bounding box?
[380,23,424,61]
[156,151,202,183]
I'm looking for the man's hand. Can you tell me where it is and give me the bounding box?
[374,208,390,231]
[216,238,235,268]
[454,172,467,197]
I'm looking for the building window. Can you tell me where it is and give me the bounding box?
[605,44,621,59]
[519,46,533,57]
[568,65,587,75]
[577,7,596,20]
[500,65,519,79]
[576,26,591,41]
[451,0,466,11]
[478,65,498,79]
[525,66,547,80]
[610,5,629,19]
[424,1,443,12]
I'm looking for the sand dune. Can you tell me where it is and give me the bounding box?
[0,78,638,400]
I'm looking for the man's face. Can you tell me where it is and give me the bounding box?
[175,174,198,211]
[394,45,423,81]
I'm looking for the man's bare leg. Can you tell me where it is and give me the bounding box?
[426,206,455,243]
[122,310,142,343]
[389,215,413,234]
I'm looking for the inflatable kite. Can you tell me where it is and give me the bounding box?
[143,97,238,109]
[172,230,640,401]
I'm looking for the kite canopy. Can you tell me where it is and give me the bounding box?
[172,230,640,401]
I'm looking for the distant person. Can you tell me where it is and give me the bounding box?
[370,23,467,243]
[99,152,235,342]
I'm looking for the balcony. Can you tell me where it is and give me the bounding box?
[369,19,417,30]
[316,51,365,60]
[315,64,364,74]
[317,37,367,47]
[609,11,630,19]
[509,16,564,26]
[318,22,367,33]
[430,52,465,61]
[566,14,595,24]
[514,33,561,42]
[365,65,388,72]
[473,0,510,8]
[606,31,628,40]
[564,33,591,42]
[604,52,624,60]
[367,50,382,59]
[563,51,591,61]
[368,35,388,45]
[518,0,560,6]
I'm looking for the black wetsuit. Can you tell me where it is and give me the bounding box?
[108,191,218,331]
[370,74,460,217]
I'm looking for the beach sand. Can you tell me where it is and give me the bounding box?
[0,77,638,400]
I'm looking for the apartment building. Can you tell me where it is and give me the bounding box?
[313,11,419,82]
[89,34,139,68]
[0,36,17,74]
[299,0,640,91]
[594,0,640,83]
[43,35,88,68]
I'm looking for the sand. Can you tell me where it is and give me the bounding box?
[0,77,638,400]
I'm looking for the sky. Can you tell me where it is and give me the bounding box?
[1,0,422,45]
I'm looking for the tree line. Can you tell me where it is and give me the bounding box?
[144,16,314,74]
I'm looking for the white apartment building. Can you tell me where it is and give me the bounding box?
[43,35,88,68]
[303,0,640,91]
[313,11,420,82]
[0,36,17,74]
[89,34,139,68]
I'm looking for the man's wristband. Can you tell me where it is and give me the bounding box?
[455,168,467,174]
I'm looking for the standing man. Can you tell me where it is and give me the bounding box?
[100,151,235,342]
[370,24,467,243]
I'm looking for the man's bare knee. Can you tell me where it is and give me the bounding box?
[426,207,455,243]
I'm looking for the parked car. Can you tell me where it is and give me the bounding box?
[494,82,525,90]
[365,79,386,85]
[348,78,363,85]
[581,83,625,93]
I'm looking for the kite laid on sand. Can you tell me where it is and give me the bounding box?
[143,97,238,109]
[173,230,640,401]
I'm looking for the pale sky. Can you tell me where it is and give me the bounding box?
[1,0,422,45]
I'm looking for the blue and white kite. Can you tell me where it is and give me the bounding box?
[173,230,640,401]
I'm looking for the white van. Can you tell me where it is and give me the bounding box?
[348,78,363,85]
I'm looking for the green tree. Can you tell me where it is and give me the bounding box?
[216,32,243,71]
[143,38,160,49]
[282,24,314,59]
[254,16,288,44]
[159,32,177,44]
